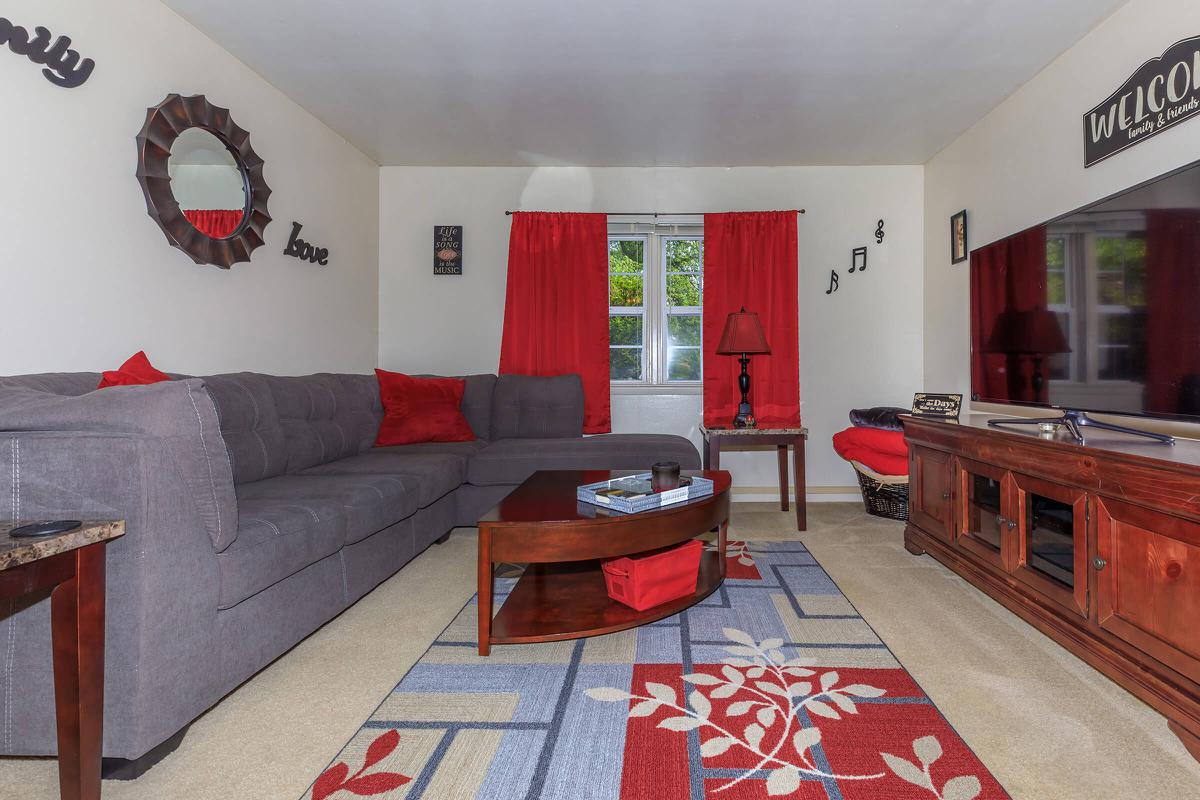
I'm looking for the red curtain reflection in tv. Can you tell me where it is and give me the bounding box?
[183,209,242,238]
[499,212,611,433]
[970,226,1047,403]
[1144,210,1200,414]
[702,211,799,427]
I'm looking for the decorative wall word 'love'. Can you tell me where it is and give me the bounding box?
[0,18,94,88]
[283,222,330,266]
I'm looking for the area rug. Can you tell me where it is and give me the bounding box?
[304,541,1010,800]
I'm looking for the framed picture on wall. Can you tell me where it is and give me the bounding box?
[950,210,968,264]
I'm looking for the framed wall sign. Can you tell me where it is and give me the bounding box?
[1084,35,1200,168]
[434,226,462,275]
[950,210,968,264]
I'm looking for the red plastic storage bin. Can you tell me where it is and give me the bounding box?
[601,539,704,611]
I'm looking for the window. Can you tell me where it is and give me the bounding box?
[608,222,703,385]
[1046,226,1147,386]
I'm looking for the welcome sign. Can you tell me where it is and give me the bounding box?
[1084,36,1200,167]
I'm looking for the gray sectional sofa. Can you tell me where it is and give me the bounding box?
[0,370,699,772]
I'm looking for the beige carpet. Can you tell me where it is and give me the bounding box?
[4,503,1200,799]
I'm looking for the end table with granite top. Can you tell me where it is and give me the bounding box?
[701,426,808,531]
[1,520,124,800]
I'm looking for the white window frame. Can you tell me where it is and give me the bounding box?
[608,219,704,391]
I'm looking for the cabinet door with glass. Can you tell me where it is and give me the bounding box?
[954,458,1015,572]
[1011,472,1089,617]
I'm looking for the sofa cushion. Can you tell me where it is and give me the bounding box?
[375,370,475,446]
[490,374,584,440]
[300,449,466,508]
[454,374,497,441]
[219,494,347,608]
[235,473,420,544]
[265,374,380,472]
[203,373,288,485]
[468,434,701,486]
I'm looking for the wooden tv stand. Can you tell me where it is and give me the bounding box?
[902,414,1200,762]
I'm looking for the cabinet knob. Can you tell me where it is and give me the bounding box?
[997,515,1007,526]
[1007,519,1017,530]
[1093,556,1108,571]
[941,491,951,500]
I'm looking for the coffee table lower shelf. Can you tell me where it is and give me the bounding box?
[488,550,724,648]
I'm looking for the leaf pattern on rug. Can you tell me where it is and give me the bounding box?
[586,627,983,798]
[311,730,412,800]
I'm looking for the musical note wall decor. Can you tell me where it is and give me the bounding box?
[824,218,888,298]
[849,247,867,273]
[825,270,839,295]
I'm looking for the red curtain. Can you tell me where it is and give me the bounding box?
[970,226,1047,403]
[184,209,243,238]
[702,212,799,427]
[499,212,611,433]
[1144,210,1200,414]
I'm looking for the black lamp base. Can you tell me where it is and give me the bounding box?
[733,403,756,429]
[731,353,756,428]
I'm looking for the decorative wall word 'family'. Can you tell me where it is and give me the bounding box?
[0,18,94,88]
[826,220,884,295]
[283,222,329,265]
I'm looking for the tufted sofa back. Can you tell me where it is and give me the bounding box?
[202,372,498,484]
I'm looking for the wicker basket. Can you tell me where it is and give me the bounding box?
[850,461,910,521]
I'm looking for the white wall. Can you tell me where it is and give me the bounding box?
[379,166,924,492]
[924,0,1200,430]
[0,0,380,376]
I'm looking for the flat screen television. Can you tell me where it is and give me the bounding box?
[971,158,1200,423]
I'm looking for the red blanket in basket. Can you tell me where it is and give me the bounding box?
[832,427,909,476]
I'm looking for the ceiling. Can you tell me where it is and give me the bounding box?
[162,0,1127,167]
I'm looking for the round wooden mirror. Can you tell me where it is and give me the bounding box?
[135,94,272,269]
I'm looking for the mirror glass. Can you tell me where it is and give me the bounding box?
[168,128,247,239]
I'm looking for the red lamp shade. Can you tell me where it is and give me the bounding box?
[716,308,771,355]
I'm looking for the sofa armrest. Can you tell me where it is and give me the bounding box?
[0,431,222,759]
[0,378,237,551]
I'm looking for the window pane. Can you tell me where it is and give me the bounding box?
[609,239,644,273]
[667,347,701,381]
[667,314,701,346]
[665,239,702,273]
[609,314,643,346]
[1046,238,1065,270]
[610,274,643,306]
[1046,271,1066,305]
[1097,271,1125,305]
[610,348,642,381]
[1096,237,1120,270]
[666,273,701,307]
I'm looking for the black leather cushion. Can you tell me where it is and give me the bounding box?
[849,406,907,431]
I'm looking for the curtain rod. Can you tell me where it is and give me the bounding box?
[503,209,806,216]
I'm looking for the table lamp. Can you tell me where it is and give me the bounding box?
[716,307,771,428]
[985,308,1071,403]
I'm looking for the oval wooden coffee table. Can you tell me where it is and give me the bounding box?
[476,469,732,656]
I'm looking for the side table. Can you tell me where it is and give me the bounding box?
[701,426,808,531]
[0,520,125,800]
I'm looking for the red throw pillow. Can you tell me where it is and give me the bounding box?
[97,351,172,389]
[374,369,475,446]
